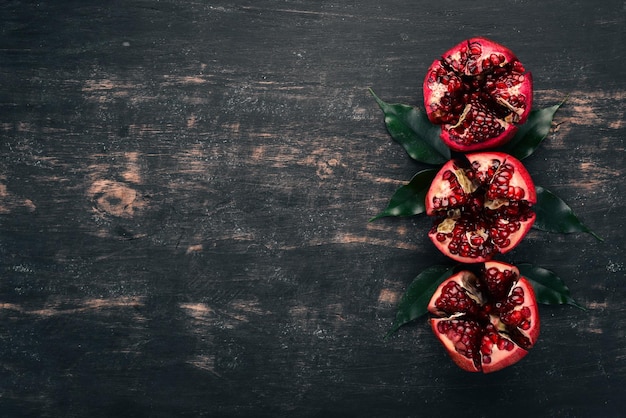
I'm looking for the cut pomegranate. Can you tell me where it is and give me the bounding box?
[423,37,533,152]
[428,261,540,373]
[425,152,536,263]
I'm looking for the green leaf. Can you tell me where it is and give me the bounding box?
[533,186,603,241]
[518,263,585,310]
[370,169,437,221]
[385,265,455,339]
[499,102,564,160]
[370,89,451,165]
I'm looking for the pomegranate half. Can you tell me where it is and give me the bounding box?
[423,37,533,152]
[425,152,536,263]
[428,261,540,373]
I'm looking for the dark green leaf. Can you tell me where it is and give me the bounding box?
[385,265,455,339]
[370,169,437,221]
[518,263,585,310]
[499,102,564,160]
[370,89,451,165]
[533,186,602,241]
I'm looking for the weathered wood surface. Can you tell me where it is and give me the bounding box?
[1,1,624,416]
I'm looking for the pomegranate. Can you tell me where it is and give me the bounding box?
[423,37,533,152]
[428,261,540,373]
[425,152,536,263]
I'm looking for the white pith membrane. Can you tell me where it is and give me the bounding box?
[427,153,536,263]
[428,263,539,373]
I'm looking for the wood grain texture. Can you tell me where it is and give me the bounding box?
[0,1,624,417]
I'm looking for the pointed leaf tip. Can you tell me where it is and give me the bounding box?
[369,90,451,165]
[518,263,586,310]
[371,169,437,221]
[533,186,602,240]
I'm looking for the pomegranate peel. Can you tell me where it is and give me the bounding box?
[426,152,536,263]
[423,37,533,152]
[428,261,540,373]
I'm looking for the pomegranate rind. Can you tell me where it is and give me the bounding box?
[439,123,516,153]
[423,37,533,152]
[429,318,481,372]
[427,261,540,373]
[424,159,474,216]
[480,336,528,373]
[425,152,536,263]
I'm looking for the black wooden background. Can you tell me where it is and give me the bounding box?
[1,1,625,417]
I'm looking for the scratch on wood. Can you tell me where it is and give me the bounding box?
[186,244,204,254]
[300,233,419,251]
[578,162,622,179]
[171,144,211,176]
[0,181,37,213]
[121,151,143,184]
[587,301,609,310]
[0,296,145,317]
[239,5,410,22]
[180,303,214,318]
[162,75,212,85]
[377,288,400,305]
[187,354,221,377]
[127,124,165,136]
[228,298,268,317]
[366,222,411,238]
[287,302,347,338]
[537,88,625,132]
[81,78,135,101]
[180,300,264,330]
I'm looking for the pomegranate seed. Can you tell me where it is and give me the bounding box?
[469,43,482,55]
[500,339,514,351]
[499,238,511,248]
[470,235,484,246]
[489,54,501,66]
[509,287,525,305]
